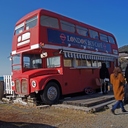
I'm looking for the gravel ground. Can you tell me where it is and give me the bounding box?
[0,102,128,128]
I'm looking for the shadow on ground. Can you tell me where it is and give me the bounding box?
[0,121,56,128]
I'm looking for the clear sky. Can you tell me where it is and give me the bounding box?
[0,0,128,76]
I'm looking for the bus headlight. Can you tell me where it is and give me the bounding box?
[31,80,36,88]
[11,81,15,86]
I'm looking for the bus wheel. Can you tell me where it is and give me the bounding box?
[84,87,95,95]
[40,82,60,105]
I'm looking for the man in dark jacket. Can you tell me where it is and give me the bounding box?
[125,64,128,84]
[99,63,110,94]
[124,64,128,104]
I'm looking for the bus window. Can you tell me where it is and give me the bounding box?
[100,33,108,42]
[98,61,102,68]
[92,60,97,67]
[12,54,21,70]
[75,59,81,66]
[26,16,38,30]
[47,56,60,68]
[108,36,115,44]
[105,61,110,68]
[15,22,24,35]
[76,25,88,36]
[64,59,72,67]
[23,54,42,69]
[40,15,59,29]
[81,59,87,66]
[89,30,99,39]
[86,59,92,67]
[33,59,42,68]
[74,59,87,67]
[60,20,75,33]
[98,61,110,68]
[23,56,31,68]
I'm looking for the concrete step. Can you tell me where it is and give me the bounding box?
[61,96,114,107]
[52,100,116,113]
[90,99,115,112]
[59,91,115,112]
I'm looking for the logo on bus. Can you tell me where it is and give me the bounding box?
[48,28,112,53]
[60,33,66,43]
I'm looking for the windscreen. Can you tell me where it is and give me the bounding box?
[23,54,42,69]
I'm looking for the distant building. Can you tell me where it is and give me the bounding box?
[119,52,128,59]
[119,45,128,53]
[118,45,128,70]
[0,77,3,81]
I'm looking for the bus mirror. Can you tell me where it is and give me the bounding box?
[9,56,12,61]
[40,52,47,58]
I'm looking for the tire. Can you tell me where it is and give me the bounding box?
[84,87,95,95]
[40,82,60,105]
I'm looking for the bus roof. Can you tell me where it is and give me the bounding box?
[16,8,42,25]
[16,8,114,37]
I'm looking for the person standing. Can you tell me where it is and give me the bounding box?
[110,67,127,115]
[99,63,110,94]
[124,64,128,104]
[125,64,128,84]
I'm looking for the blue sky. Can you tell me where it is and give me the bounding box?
[0,0,128,76]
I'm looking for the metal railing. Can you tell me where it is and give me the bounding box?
[3,75,13,95]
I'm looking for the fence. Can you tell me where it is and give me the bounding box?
[3,75,13,95]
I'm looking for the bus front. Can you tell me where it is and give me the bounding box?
[11,9,62,105]
[11,10,41,93]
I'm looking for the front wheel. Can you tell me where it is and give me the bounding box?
[40,82,60,105]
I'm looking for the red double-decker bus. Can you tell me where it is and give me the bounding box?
[11,8,118,105]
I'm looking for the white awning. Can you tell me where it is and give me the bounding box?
[64,51,114,61]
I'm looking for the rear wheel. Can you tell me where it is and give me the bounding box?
[40,82,60,105]
[84,87,95,95]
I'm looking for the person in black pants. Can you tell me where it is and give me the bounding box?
[99,63,110,94]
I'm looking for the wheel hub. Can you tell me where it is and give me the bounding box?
[47,86,57,101]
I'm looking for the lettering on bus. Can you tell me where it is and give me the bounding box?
[67,36,103,48]
[47,28,112,53]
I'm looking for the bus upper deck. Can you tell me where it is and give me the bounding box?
[12,9,118,59]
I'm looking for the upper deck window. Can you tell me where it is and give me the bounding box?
[15,22,24,35]
[100,33,108,42]
[26,16,37,30]
[40,15,59,29]
[108,36,115,44]
[76,25,88,36]
[89,30,99,39]
[60,20,75,33]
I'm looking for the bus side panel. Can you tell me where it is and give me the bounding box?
[62,68,82,94]
[62,68,100,94]
[80,68,100,90]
